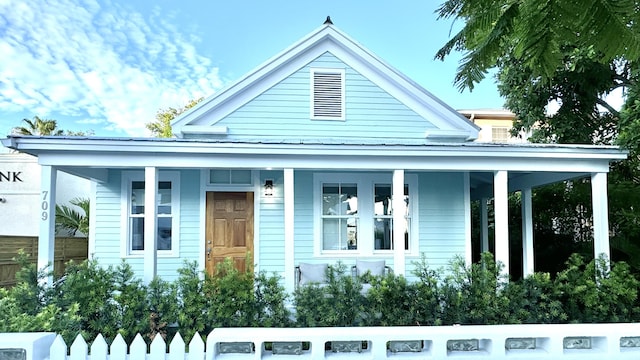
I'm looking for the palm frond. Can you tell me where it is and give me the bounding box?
[55,197,90,236]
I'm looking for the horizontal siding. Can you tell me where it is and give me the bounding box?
[258,171,285,274]
[216,52,436,141]
[93,169,122,267]
[173,169,200,280]
[418,172,466,270]
[293,171,314,261]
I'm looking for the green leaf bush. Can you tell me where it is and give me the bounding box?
[2,252,640,344]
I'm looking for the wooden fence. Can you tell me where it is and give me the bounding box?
[29,323,640,360]
[0,236,88,288]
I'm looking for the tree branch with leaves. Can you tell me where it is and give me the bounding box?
[146,98,204,138]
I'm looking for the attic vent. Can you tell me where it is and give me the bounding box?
[311,68,345,120]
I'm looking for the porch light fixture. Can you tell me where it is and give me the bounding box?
[264,179,274,196]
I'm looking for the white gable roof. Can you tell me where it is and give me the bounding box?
[172,23,480,141]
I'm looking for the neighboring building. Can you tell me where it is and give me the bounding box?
[458,109,529,143]
[0,153,90,237]
[1,22,625,293]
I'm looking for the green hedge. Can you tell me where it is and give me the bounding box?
[1,251,639,344]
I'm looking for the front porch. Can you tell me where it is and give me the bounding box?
[2,136,625,288]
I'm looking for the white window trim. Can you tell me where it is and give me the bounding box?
[313,172,418,257]
[120,171,181,258]
[310,67,346,121]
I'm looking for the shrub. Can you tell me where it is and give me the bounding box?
[146,276,179,340]
[294,263,366,326]
[253,271,292,327]
[3,251,640,341]
[439,253,512,325]
[112,261,148,342]
[175,261,208,342]
[52,259,119,341]
[555,253,640,323]
[1,252,82,342]
[504,272,567,324]
[411,254,444,326]
[206,258,257,328]
[362,272,421,326]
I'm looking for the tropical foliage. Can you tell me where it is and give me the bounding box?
[435,0,640,90]
[436,0,640,272]
[13,116,64,136]
[55,197,90,236]
[12,116,94,136]
[3,253,639,344]
[146,97,203,138]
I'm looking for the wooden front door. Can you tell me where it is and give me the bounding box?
[205,192,254,275]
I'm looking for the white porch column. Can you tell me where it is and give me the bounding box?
[591,172,610,261]
[480,197,490,254]
[494,170,509,275]
[521,188,534,276]
[144,167,158,283]
[39,165,57,284]
[393,170,406,276]
[284,169,295,293]
[464,173,472,266]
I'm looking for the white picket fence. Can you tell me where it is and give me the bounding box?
[49,332,204,360]
[9,323,640,360]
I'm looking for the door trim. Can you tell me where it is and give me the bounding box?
[199,170,262,273]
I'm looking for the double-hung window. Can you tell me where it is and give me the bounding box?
[373,184,410,251]
[315,173,417,256]
[122,171,180,256]
[321,183,358,250]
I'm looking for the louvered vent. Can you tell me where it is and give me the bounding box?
[313,71,343,118]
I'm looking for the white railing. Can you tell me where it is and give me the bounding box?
[6,323,640,360]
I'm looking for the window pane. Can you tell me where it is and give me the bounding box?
[158,181,172,215]
[323,218,358,250]
[404,184,410,216]
[210,170,230,184]
[322,184,340,215]
[403,218,410,250]
[231,170,252,184]
[342,184,358,215]
[158,217,172,250]
[131,181,145,214]
[131,217,144,250]
[374,217,392,250]
[210,169,252,184]
[323,183,357,215]
[375,184,392,216]
[322,218,339,250]
[130,218,173,251]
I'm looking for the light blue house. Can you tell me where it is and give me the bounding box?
[1,22,626,292]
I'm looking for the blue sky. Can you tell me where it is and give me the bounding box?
[0,0,504,138]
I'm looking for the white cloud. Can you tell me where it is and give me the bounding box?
[0,0,222,136]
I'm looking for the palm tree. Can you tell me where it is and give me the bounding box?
[15,116,64,136]
[56,198,90,236]
[435,0,640,90]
